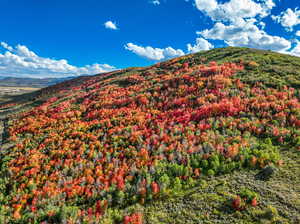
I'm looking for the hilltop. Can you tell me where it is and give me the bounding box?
[0,47,300,223]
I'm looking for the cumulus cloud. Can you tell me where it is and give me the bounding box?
[289,40,300,57]
[187,37,214,53]
[125,38,214,60]
[192,0,294,54]
[195,0,275,23]
[195,0,218,13]
[1,42,13,51]
[263,0,275,10]
[198,19,291,52]
[272,8,300,31]
[125,43,185,60]
[296,30,300,36]
[258,21,266,29]
[104,21,118,30]
[151,0,160,5]
[0,42,115,78]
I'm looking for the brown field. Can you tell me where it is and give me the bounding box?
[0,86,39,104]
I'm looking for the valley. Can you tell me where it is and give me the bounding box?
[0,86,39,104]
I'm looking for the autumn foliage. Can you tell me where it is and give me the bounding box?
[1,58,300,223]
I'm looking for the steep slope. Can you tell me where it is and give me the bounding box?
[0,47,300,223]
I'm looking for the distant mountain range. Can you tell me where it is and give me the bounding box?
[0,76,75,88]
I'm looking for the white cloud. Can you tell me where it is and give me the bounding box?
[199,19,291,52]
[194,0,275,23]
[289,40,300,57]
[187,37,214,53]
[263,0,275,10]
[104,21,118,30]
[125,38,213,60]
[195,0,218,13]
[272,8,300,31]
[125,43,185,60]
[1,42,13,51]
[151,0,160,5]
[0,42,115,78]
[258,21,266,29]
[296,30,300,36]
[193,0,292,54]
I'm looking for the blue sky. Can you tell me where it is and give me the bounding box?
[0,0,300,78]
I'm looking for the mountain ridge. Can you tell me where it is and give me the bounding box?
[41,46,300,92]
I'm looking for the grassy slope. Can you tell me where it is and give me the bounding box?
[183,47,300,88]
[138,48,300,224]
[139,149,300,224]
[1,47,300,223]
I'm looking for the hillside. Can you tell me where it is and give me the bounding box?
[0,47,300,223]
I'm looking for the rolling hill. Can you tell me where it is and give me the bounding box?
[0,47,300,224]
